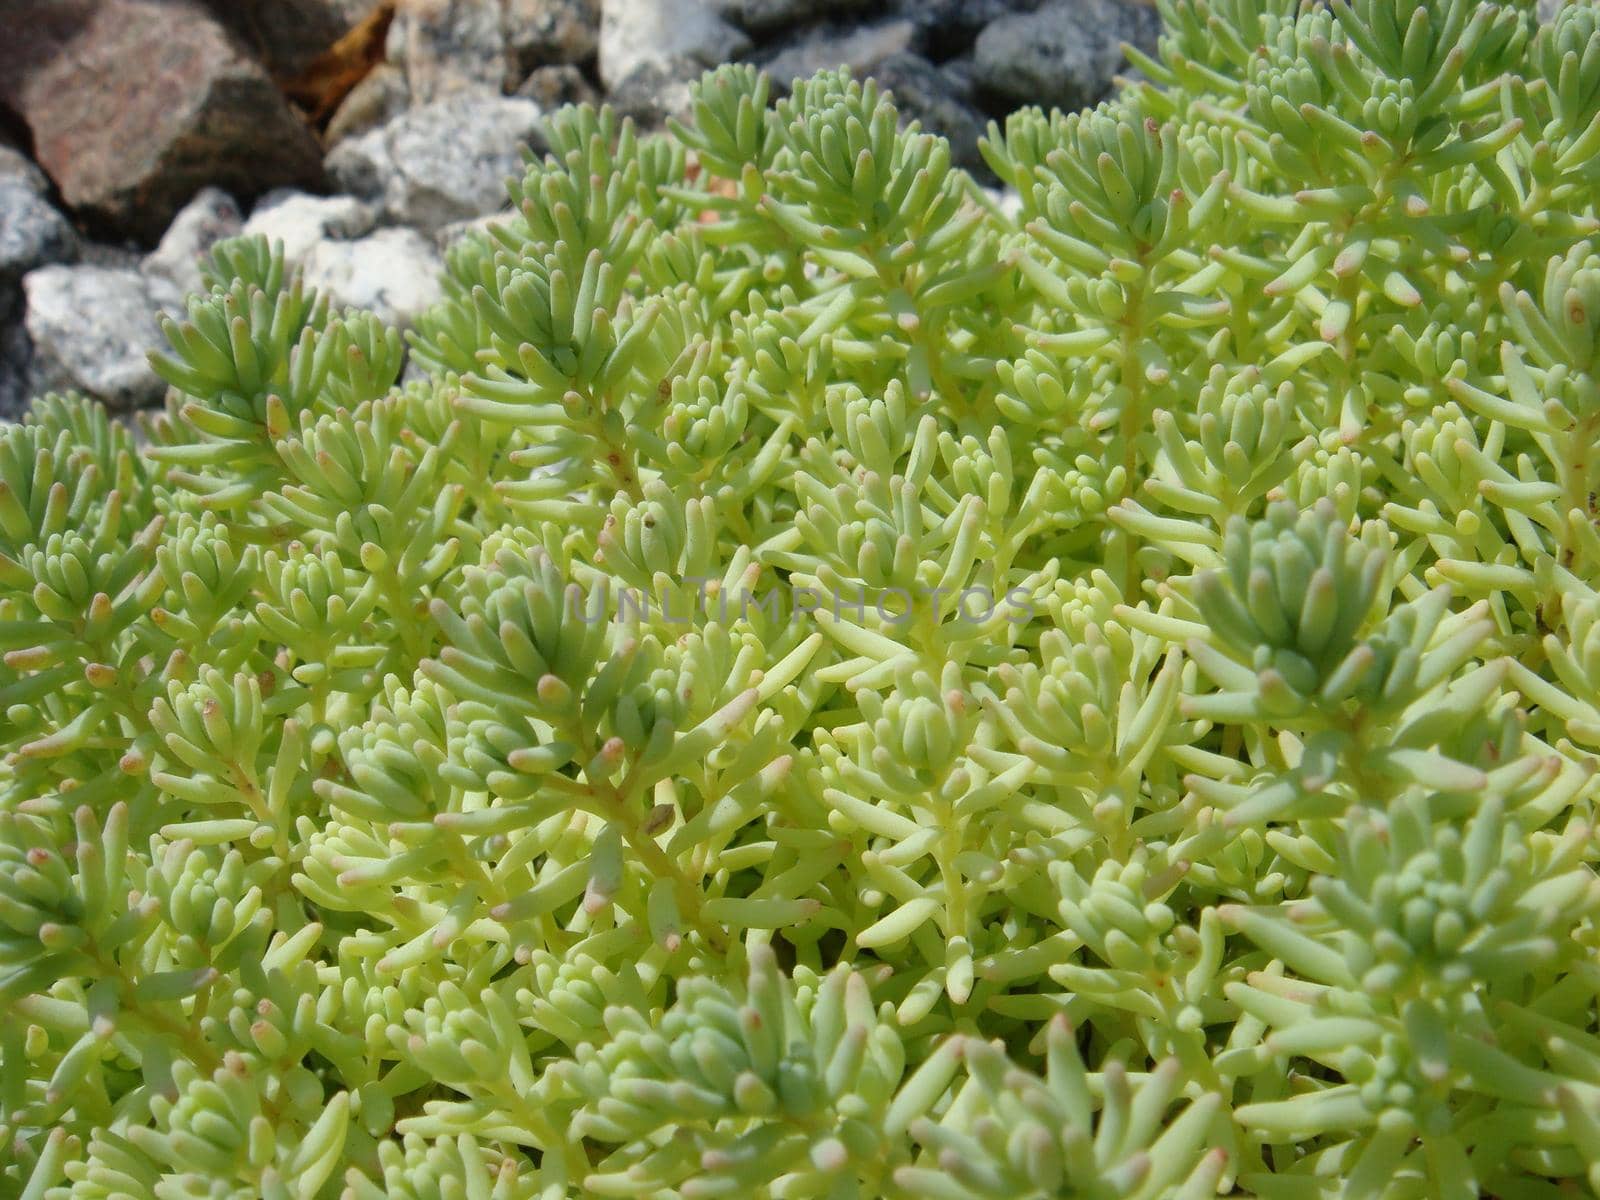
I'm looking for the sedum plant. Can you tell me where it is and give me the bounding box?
[8,0,1600,1194]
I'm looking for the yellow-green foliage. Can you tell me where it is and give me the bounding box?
[5,1,1600,1196]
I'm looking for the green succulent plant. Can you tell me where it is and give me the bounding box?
[5,1,1600,1196]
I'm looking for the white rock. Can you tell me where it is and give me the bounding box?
[598,0,750,90]
[1,183,78,324]
[23,265,180,410]
[325,91,545,235]
[973,0,1160,114]
[386,0,511,104]
[302,227,445,329]
[242,191,378,265]
[141,187,243,300]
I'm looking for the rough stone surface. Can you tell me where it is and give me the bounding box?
[326,92,546,234]
[302,227,445,328]
[941,53,979,99]
[0,0,325,244]
[242,191,379,264]
[23,265,180,411]
[516,63,601,109]
[0,321,34,421]
[720,0,874,35]
[760,18,916,90]
[0,183,79,324]
[0,142,48,196]
[205,0,380,78]
[79,243,145,273]
[890,0,1043,56]
[2,0,1190,425]
[507,0,601,69]
[387,0,511,103]
[599,0,751,89]
[141,188,243,300]
[326,63,413,146]
[872,52,989,174]
[974,0,1161,114]
[605,58,701,130]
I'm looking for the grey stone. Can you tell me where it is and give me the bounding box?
[326,92,546,234]
[598,0,751,89]
[720,0,873,35]
[0,321,34,422]
[974,0,1161,113]
[23,264,180,411]
[890,0,1043,55]
[605,57,701,130]
[507,0,600,69]
[141,188,243,301]
[872,52,990,174]
[302,227,445,328]
[0,182,79,324]
[79,242,148,273]
[516,63,602,109]
[204,0,381,78]
[0,0,324,244]
[760,18,916,91]
[0,143,48,196]
[242,191,379,264]
[326,63,412,147]
[387,0,512,103]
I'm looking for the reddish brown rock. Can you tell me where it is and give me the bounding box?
[0,0,325,244]
[206,0,382,80]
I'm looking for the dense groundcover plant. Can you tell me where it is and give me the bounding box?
[10,0,1600,1194]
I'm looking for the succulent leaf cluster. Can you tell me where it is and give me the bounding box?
[6,1,1600,1196]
